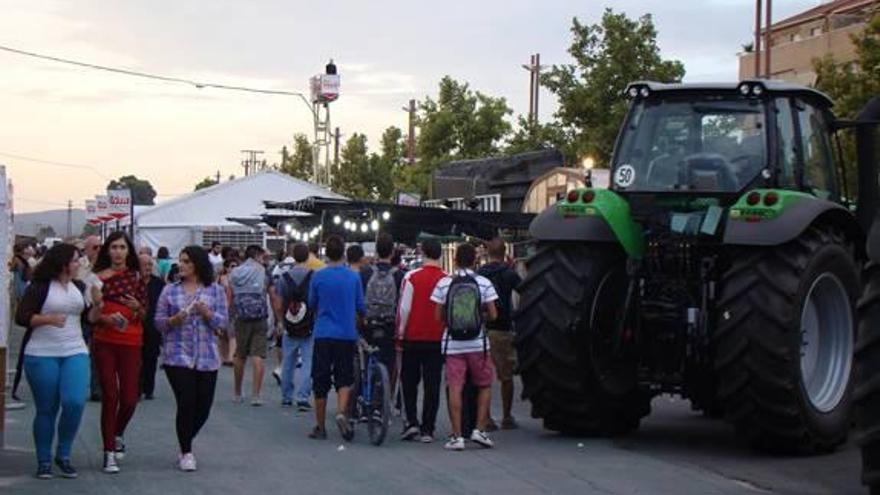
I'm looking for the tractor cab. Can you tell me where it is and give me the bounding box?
[611,80,847,207]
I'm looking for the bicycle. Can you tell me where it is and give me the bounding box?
[349,337,392,446]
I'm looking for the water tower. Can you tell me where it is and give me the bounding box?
[310,60,340,186]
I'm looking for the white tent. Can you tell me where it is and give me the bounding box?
[134,170,342,255]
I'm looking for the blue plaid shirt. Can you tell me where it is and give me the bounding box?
[155,281,229,371]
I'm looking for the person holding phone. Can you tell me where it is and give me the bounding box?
[155,245,228,472]
[91,232,147,474]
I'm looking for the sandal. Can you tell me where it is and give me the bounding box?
[308,426,327,440]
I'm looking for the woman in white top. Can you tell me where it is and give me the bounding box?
[14,243,102,480]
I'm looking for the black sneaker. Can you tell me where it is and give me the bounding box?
[281,399,293,408]
[36,462,53,479]
[296,401,312,412]
[54,458,78,479]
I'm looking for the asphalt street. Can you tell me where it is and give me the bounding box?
[0,353,863,495]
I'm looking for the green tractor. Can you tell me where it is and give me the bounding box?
[516,80,880,455]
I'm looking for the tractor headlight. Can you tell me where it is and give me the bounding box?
[752,84,764,96]
[627,87,639,99]
[738,83,751,96]
[639,87,650,98]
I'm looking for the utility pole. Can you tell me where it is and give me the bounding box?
[754,0,762,77]
[215,170,221,183]
[66,199,72,237]
[401,99,416,165]
[764,0,773,78]
[334,127,341,168]
[521,54,542,125]
[240,150,264,176]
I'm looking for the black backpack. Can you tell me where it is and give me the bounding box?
[445,274,483,341]
[281,270,313,338]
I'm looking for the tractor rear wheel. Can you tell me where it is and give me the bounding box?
[715,227,858,454]
[515,242,650,435]
[856,262,880,493]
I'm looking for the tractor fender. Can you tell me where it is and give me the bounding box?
[723,194,861,247]
[529,189,645,258]
[866,216,880,262]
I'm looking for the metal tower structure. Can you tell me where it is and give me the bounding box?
[310,60,340,187]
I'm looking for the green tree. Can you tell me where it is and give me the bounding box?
[36,225,57,242]
[542,10,685,166]
[505,116,568,156]
[814,15,880,195]
[107,175,157,205]
[194,177,218,191]
[406,76,512,195]
[815,15,880,119]
[279,134,314,181]
[332,133,372,199]
[82,223,99,236]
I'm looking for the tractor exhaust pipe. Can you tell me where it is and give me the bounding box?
[855,96,880,231]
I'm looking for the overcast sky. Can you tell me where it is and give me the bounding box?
[0,0,821,212]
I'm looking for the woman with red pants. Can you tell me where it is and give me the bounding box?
[91,231,146,474]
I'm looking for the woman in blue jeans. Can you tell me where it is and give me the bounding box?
[14,243,102,479]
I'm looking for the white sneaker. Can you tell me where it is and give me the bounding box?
[114,436,126,460]
[179,452,197,472]
[102,452,120,474]
[444,435,465,451]
[470,429,494,448]
[400,425,420,441]
[420,434,434,444]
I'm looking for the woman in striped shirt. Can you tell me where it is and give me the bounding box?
[155,245,228,472]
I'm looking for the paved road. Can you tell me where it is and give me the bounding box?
[0,362,864,495]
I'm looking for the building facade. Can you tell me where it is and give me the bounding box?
[739,0,879,84]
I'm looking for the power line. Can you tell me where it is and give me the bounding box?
[0,151,111,180]
[0,44,309,98]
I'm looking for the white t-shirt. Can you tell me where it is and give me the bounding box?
[430,268,499,355]
[25,281,89,357]
[209,252,224,274]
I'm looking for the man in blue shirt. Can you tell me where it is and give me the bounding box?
[307,235,365,441]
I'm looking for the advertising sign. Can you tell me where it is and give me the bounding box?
[107,189,132,219]
[95,195,113,222]
[85,199,99,225]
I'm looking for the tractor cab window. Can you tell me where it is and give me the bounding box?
[774,98,798,188]
[796,101,837,200]
[613,97,766,193]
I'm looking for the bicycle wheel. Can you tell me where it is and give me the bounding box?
[367,361,391,446]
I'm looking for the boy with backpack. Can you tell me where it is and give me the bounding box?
[272,243,315,411]
[477,238,522,430]
[362,233,404,371]
[430,243,498,451]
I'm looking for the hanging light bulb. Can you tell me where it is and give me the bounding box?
[360,223,368,233]
[382,211,391,221]
[333,215,342,225]
[343,220,351,230]
[370,219,379,231]
[283,224,292,234]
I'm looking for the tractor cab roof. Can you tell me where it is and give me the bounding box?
[626,80,833,109]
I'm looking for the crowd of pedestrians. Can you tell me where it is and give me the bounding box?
[10,231,524,479]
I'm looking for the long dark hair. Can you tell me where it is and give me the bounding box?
[31,243,79,283]
[181,245,214,286]
[93,231,139,273]
[157,246,170,259]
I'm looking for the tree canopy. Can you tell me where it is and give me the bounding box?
[194,177,218,191]
[541,10,685,166]
[279,134,314,181]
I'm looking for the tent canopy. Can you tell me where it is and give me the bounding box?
[135,171,342,254]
